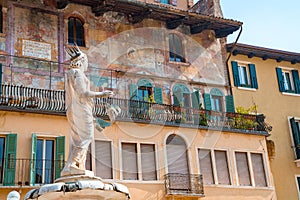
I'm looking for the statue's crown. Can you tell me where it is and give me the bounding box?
[65,44,82,60]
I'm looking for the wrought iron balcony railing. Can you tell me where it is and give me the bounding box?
[0,84,65,114]
[0,84,270,133]
[164,173,204,196]
[0,158,64,186]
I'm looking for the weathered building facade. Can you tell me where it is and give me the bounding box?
[227,43,300,200]
[0,0,275,199]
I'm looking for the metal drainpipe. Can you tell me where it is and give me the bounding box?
[226,26,243,95]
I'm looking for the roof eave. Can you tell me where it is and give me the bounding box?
[227,43,300,64]
[57,0,242,38]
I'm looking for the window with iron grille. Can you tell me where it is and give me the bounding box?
[30,134,65,185]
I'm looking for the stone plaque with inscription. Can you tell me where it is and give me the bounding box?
[22,39,52,60]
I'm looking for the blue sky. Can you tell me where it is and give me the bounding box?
[215,0,300,53]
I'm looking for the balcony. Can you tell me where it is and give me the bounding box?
[164,173,204,197]
[0,84,270,134]
[0,158,64,186]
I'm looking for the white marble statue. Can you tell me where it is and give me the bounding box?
[61,45,117,176]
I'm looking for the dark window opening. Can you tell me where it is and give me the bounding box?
[68,17,85,46]
[169,33,185,63]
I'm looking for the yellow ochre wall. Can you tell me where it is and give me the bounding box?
[0,111,276,199]
[94,121,276,200]
[228,53,300,200]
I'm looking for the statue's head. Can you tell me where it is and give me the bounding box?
[65,44,88,71]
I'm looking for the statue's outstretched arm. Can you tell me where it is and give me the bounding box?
[70,69,113,98]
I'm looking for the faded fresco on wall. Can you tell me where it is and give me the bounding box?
[8,5,61,89]
[86,27,226,85]
[5,3,227,94]
[84,26,227,101]
[14,7,58,61]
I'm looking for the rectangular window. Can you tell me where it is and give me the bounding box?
[276,67,300,94]
[95,141,113,179]
[198,149,231,185]
[122,143,138,180]
[235,152,251,186]
[215,150,231,185]
[251,153,267,187]
[238,66,249,86]
[121,142,157,181]
[282,70,294,91]
[198,149,214,185]
[30,135,65,185]
[141,144,157,181]
[35,139,54,184]
[231,61,258,89]
[290,118,300,159]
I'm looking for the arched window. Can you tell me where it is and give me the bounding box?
[137,79,153,102]
[129,79,163,104]
[210,88,224,112]
[68,17,85,46]
[166,134,189,174]
[203,88,235,113]
[172,83,190,107]
[169,33,185,62]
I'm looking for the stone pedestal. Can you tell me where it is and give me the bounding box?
[24,175,130,200]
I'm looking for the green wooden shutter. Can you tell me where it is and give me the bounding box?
[30,134,37,185]
[0,63,2,95]
[249,64,258,89]
[3,134,17,186]
[276,68,285,92]
[292,70,300,94]
[231,61,240,87]
[129,84,138,100]
[290,118,300,159]
[225,95,235,113]
[154,87,163,104]
[55,136,65,179]
[192,90,200,109]
[203,93,211,110]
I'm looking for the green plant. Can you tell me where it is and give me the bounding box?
[144,94,156,103]
[236,105,257,115]
[231,105,258,130]
[199,113,208,126]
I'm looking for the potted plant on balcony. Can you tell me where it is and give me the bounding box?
[231,105,258,130]
[146,94,156,120]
